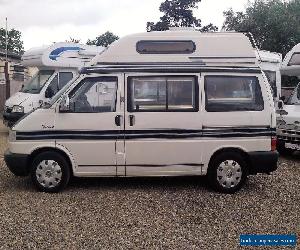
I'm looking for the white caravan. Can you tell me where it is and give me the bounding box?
[4,30,278,193]
[257,50,282,100]
[277,43,300,154]
[3,42,104,126]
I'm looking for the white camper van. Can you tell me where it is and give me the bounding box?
[277,43,300,154]
[4,30,278,193]
[257,50,282,100]
[3,43,104,126]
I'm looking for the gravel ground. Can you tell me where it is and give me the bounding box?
[0,133,299,250]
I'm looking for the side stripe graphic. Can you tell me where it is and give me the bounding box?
[16,128,276,141]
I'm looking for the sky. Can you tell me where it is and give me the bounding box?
[0,0,249,50]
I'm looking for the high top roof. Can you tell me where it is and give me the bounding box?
[22,42,105,69]
[281,43,300,76]
[90,30,258,68]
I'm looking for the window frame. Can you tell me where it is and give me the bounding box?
[45,73,59,97]
[68,76,118,114]
[127,75,199,113]
[262,70,277,98]
[136,40,196,54]
[204,75,264,113]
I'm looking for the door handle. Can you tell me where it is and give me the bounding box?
[129,115,135,126]
[115,115,122,126]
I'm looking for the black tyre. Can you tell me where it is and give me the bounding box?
[30,151,71,193]
[207,152,248,194]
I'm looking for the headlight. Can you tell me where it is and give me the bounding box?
[12,105,24,113]
[8,130,16,142]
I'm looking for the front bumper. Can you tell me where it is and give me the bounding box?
[4,150,29,177]
[248,151,279,174]
[2,112,25,127]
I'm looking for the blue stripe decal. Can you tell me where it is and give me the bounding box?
[49,47,83,61]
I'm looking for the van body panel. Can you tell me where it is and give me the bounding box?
[13,108,55,131]
[8,141,56,155]
[125,165,202,177]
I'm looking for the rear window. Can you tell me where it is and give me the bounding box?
[288,53,300,66]
[136,40,196,54]
[205,76,264,112]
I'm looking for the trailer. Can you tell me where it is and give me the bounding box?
[257,50,282,100]
[277,43,300,154]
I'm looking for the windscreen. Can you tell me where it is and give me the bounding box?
[283,76,300,105]
[21,70,55,94]
[48,75,79,106]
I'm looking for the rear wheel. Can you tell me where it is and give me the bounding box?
[207,152,248,194]
[30,151,70,193]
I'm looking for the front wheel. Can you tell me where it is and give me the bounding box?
[30,151,71,193]
[207,152,248,194]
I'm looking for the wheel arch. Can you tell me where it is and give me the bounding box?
[28,147,74,176]
[207,147,251,174]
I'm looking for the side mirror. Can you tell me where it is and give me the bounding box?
[38,100,44,107]
[45,88,54,99]
[59,95,70,113]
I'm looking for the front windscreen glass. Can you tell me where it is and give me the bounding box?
[21,70,55,94]
[48,75,79,106]
[283,76,300,105]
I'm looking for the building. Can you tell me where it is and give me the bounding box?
[0,49,35,112]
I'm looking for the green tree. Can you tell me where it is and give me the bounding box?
[147,0,218,32]
[223,0,300,56]
[0,28,24,54]
[87,31,119,47]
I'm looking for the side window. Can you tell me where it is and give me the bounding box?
[128,76,198,112]
[136,40,196,54]
[205,76,264,112]
[70,77,117,113]
[59,72,73,89]
[46,74,59,98]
